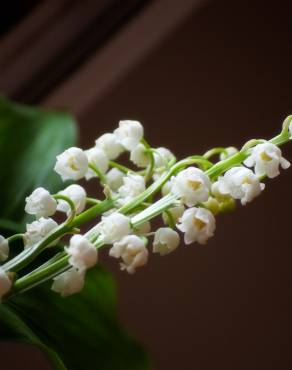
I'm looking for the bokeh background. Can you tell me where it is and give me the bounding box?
[1,1,292,369]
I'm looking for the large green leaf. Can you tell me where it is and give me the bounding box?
[8,267,148,370]
[0,96,77,224]
[0,98,149,370]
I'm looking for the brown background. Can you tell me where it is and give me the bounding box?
[1,0,292,369]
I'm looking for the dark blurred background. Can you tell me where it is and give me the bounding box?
[1,0,292,369]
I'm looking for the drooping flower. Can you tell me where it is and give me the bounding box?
[105,168,124,191]
[0,267,12,299]
[109,235,148,274]
[153,147,174,168]
[118,174,145,204]
[51,268,85,297]
[170,167,211,207]
[219,146,238,160]
[85,147,109,180]
[24,217,58,247]
[130,143,150,168]
[114,120,143,150]
[0,236,9,262]
[177,207,216,245]
[66,235,97,271]
[54,147,88,181]
[96,213,131,244]
[244,142,290,178]
[153,227,180,256]
[134,220,151,235]
[25,187,57,218]
[57,184,86,215]
[95,133,124,160]
[213,167,265,205]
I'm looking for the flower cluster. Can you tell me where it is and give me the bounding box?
[0,118,291,300]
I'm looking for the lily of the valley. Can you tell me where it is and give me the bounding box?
[177,207,216,245]
[66,235,97,271]
[96,212,131,244]
[130,143,150,168]
[114,120,144,150]
[106,168,124,191]
[212,167,265,205]
[57,184,86,215]
[109,235,148,274]
[54,147,88,181]
[153,227,180,256]
[118,174,145,204]
[0,236,9,262]
[244,142,290,178]
[171,167,211,207]
[95,133,124,160]
[0,267,12,300]
[52,268,85,298]
[24,217,58,247]
[85,147,109,180]
[25,187,57,218]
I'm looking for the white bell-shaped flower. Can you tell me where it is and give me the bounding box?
[85,147,109,180]
[213,167,265,205]
[54,147,88,181]
[109,235,148,274]
[219,147,238,160]
[51,268,85,297]
[114,120,143,150]
[244,142,290,178]
[95,133,124,160]
[57,184,86,215]
[66,235,97,271]
[154,147,174,168]
[24,217,58,247]
[177,207,216,245]
[130,144,150,168]
[106,168,124,191]
[118,174,145,204]
[153,227,180,256]
[0,236,9,262]
[170,167,211,207]
[0,267,12,299]
[96,212,131,244]
[25,187,57,218]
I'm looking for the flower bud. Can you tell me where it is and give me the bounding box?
[114,120,143,150]
[95,133,124,160]
[85,147,109,180]
[105,168,124,191]
[57,184,86,215]
[54,147,88,181]
[219,147,238,160]
[153,228,180,256]
[0,235,9,262]
[25,187,57,218]
[153,147,174,168]
[0,267,12,300]
[130,144,150,168]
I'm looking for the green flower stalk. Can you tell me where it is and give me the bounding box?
[0,118,291,300]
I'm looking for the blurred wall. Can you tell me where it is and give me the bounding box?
[81,1,292,370]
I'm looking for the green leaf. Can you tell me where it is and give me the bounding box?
[6,267,148,370]
[0,96,77,224]
[0,98,149,370]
